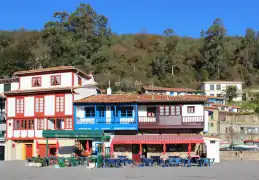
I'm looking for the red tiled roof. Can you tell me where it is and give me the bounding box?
[204,106,218,110]
[74,94,207,103]
[211,103,229,107]
[142,86,199,92]
[112,134,204,144]
[13,66,92,79]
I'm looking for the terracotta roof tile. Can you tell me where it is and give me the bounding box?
[13,66,92,79]
[74,94,207,104]
[211,103,229,107]
[142,86,199,92]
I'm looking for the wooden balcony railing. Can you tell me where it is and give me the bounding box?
[138,116,204,129]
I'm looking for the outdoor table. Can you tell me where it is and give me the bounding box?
[198,158,210,167]
[150,156,161,164]
[142,158,154,166]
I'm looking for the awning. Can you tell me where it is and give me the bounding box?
[112,134,204,144]
[42,130,109,140]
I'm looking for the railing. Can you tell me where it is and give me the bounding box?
[76,117,137,125]
[138,116,204,127]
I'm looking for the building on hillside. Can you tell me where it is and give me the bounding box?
[206,96,226,105]
[204,107,219,135]
[141,86,203,96]
[0,78,19,160]
[74,93,208,162]
[202,81,243,101]
[4,66,98,160]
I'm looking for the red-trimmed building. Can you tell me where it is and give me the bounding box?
[4,66,98,160]
[74,93,208,162]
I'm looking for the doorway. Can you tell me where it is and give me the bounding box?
[49,148,57,156]
[0,146,4,160]
[132,144,140,163]
[142,144,148,158]
[25,144,33,159]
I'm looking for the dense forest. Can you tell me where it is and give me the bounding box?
[1,3,259,91]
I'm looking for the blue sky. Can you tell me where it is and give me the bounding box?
[0,0,258,37]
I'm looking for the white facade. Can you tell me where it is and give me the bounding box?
[203,81,243,101]
[5,67,98,160]
[204,137,220,163]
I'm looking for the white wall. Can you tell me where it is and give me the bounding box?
[11,82,19,91]
[73,87,97,100]
[24,97,34,117]
[182,105,204,117]
[7,98,15,117]
[45,95,54,116]
[65,94,72,115]
[19,72,73,90]
[0,84,3,93]
[204,137,220,163]
[204,111,209,133]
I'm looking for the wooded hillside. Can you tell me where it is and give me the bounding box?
[1,4,259,91]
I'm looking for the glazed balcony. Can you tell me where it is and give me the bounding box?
[138,116,204,129]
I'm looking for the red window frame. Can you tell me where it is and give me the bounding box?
[65,118,73,129]
[16,98,24,116]
[147,107,156,117]
[14,119,34,130]
[51,75,61,86]
[32,77,41,87]
[187,106,195,113]
[37,118,45,130]
[35,96,44,115]
[55,95,65,116]
[46,117,71,130]
[78,76,82,86]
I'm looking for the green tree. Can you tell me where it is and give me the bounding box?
[224,85,238,103]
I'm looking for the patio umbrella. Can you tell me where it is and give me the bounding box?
[163,144,166,155]
[56,140,59,155]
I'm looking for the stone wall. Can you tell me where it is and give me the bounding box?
[220,151,259,160]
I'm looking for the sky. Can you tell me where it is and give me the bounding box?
[0,0,259,37]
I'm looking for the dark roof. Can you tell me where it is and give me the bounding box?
[142,85,199,92]
[0,78,19,84]
[74,94,207,104]
[112,134,204,144]
[13,66,92,79]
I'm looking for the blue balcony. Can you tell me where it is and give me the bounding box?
[74,104,138,130]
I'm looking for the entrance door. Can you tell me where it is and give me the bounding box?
[132,144,140,163]
[0,146,4,160]
[25,144,33,159]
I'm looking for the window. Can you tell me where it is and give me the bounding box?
[117,107,133,117]
[216,84,221,90]
[16,99,24,114]
[210,123,214,127]
[210,94,214,96]
[210,84,214,90]
[97,107,105,117]
[159,106,181,116]
[56,119,64,129]
[65,118,73,129]
[35,97,44,113]
[47,118,65,130]
[187,106,195,113]
[51,75,61,85]
[14,120,20,130]
[37,119,45,130]
[27,120,34,129]
[32,77,41,87]
[78,76,82,86]
[3,84,11,92]
[147,107,156,117]
[85,107,95,117]
[56,96,64,112]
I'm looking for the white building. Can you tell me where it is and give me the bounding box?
[0,78,19,160]
[202,81,243,101]
[4,66,98,160]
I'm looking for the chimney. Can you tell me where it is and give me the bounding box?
[107,80,112,95]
